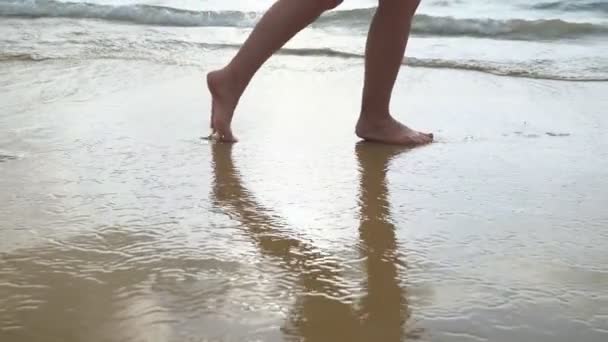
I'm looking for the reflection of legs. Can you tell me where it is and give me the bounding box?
[207,0,342,142]
[209,142,359,341]
[356,0,433,146]
[356,143,408,341]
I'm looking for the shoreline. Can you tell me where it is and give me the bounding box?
[1,58,607,342]
[2,57,607,250]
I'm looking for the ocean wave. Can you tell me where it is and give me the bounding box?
[2,47,606,82]
[0,0,260,27]
[1,1,608,40]
[406,57,608,82]
[0,53,51,62]
[412,14,608,40]
[275,48,608,81]
[318,9,608,40]
[528,1,608,14]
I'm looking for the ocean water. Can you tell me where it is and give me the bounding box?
[2,2,608,342]
[1,0,607,81]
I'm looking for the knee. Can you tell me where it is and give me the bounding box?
[319,0,343,11]
[378,0,421,15]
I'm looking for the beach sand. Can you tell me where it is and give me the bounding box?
[1,58,608,341]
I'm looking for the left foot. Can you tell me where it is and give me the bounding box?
[355,114,433,146]
[206,68,242,142]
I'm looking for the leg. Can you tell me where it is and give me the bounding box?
[207,0,341,142]
[355,0,433,146]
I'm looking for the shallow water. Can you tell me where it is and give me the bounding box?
[2,0,608,80]
[1,56,608,341]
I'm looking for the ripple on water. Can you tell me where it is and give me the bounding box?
[1,72,607,342]
[0,154,17,163]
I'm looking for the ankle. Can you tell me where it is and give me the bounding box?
[359,109,391,123]
[223,64,252,93]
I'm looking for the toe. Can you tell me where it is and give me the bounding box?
[408,135,424,146]
[414,133,432,145]
[421,131,433,143]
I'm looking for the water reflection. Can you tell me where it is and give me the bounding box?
[210,142,412,341]
[0,141,415,342]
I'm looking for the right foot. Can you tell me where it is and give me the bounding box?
[206,69,242,142]
[355,114,433,146]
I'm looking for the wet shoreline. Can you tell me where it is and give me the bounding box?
[1,59,607,341]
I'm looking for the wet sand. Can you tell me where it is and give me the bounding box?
[1,60,608,342]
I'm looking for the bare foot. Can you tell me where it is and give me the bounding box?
[355,114,433,146]
[206,69,242,142]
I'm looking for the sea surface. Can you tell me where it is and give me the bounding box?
[1,1,608,342]
[1,0,607,81]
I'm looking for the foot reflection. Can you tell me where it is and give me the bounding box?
[356,142,411,341]
[210,142,411,341]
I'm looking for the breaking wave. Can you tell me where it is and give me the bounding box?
[527,1,608,14]
[318,9,608,40]
[2,1,608,40]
